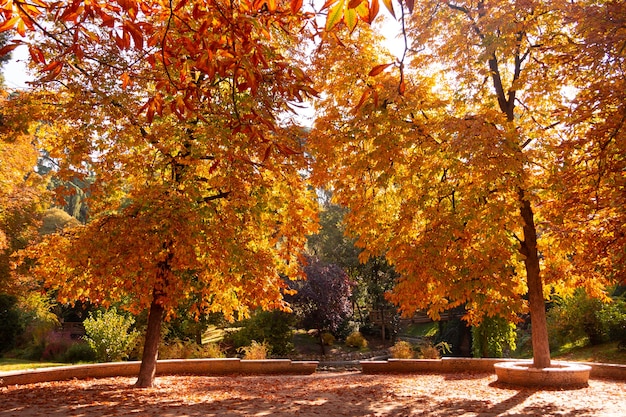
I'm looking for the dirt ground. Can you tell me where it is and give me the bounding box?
[1,372,625,416]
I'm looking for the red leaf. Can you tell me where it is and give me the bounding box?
[0,42,20,57]
[368,63,393,76]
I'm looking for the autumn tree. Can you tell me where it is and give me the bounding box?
[309,1,623,370]
[0,90,48,294]
[3,0,318,387]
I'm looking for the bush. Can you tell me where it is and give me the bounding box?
[390,341,414,359]
[83,307,139,362]
[547,291,626,348]
[61,342,96,363]
[471,316,517,358]
[418,341,451,359]
[0,294,22,353]
[239,341,269,360]
[228,310,295,357]
[321,332,335,346]
[345,331,368,349]
[159,340,224,359]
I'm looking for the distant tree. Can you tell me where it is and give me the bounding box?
[290,256,353,354]
[307,202,398,340]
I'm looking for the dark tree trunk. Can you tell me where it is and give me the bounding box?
[318,329,326,356]
[380,308,386,342]
[135,293,165,388]
[519,190,551,369]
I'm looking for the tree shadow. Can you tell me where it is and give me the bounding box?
[0,374,608,417]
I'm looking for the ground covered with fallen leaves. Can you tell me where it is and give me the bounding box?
[1,372,625,416]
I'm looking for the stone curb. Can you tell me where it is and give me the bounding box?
[2,357,624,387]
[0,358,319,387]
[360,358,626,381]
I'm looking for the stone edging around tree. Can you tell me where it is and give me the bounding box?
[0,358,319,387]
[359,358,626,381]
[2,357,625,387]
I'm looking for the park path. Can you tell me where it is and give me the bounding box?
[1,372,625,416]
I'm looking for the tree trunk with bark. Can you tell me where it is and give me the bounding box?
[518,190,551,369]
[135,292,165,388]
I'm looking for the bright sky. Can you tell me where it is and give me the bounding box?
[3,44,31,89]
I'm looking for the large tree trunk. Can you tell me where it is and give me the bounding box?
[135,292,165,388]
[518,190,551,369]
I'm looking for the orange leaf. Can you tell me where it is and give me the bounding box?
[290,0,303,14]
[352,88,372,114]
[381,0,395,18]
[368,0,379,23]
[0,16,19,33]
[348,0,363,9]
[368,63,393,76]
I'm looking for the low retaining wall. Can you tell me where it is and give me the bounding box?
[3,357,624,387]
[0,358,319,387]
[360,358,626,381]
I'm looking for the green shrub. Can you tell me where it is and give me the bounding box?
[547,291,626,348]
[0,294,22,353]
[345,331,368,349]
[471,316,517,358]
[61,342,96,363]
[228,310,295,357]
[389,341,414,359]
[239,341,269,359]
[83,307,139,362]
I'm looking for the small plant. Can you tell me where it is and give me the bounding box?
[419,341,451,359]
[389,340,414,359]
[321,332,335,346]
[83,307,139,362]
[345,331,368,349]
[61,342,96,363]
[159,340,224,359]
[239,340,269,359]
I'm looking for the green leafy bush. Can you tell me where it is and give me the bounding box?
[0,294,21,353]
[228,310,295,357]
[83,307,139,362]
[471,316,517,358]
[389,341,414,359]
[345,331,368,349]
[547,291,626,348]
[61,342,96,363]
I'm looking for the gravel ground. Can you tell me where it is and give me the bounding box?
[1,372,625,416]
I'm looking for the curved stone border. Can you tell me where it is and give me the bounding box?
[494,361,591,387]
[360,358,626,381]
[0,358,318,387]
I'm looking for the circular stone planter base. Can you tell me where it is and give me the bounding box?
[494,361,591,388]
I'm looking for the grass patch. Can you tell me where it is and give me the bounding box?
[0,358,68,372]
[402,322,439,338]
[552,341,626,365]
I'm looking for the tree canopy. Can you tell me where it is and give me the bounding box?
[2,0,319,387]
[308,0,625,368]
